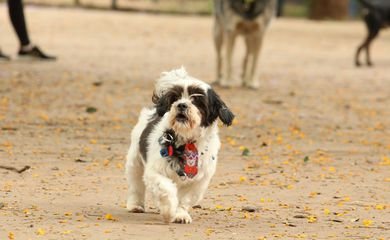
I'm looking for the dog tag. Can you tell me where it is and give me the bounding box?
[183,143,198,178]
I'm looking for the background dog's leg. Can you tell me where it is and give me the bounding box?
[223,31,236,87]
[356,28,378,67]
[144,171,178,223]
[355,40,364,67]
[356,13,380,67]
[125,152,145,213]
[365,29,379,67]
[244,32,262,89]
[214,20,223,85]
[242,36,250,84]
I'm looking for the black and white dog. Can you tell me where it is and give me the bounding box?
[355,0,390,66]
[125,68,234,224]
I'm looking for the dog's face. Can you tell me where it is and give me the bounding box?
[152,69,234,137]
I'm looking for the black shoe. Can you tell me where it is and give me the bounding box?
[0,50,11,61]
[18,46,57,61]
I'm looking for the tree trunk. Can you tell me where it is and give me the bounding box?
[112,0,118,9]
[309,0,349,20]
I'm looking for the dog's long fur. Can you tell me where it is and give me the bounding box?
[125,68,234,224]
[213,0,276,88]
[355,0,390,66]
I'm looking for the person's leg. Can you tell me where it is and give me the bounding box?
[7,0,56,60]
[7,0,31,47]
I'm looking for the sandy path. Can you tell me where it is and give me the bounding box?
[0,5,389,240]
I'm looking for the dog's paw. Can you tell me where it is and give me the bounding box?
[127,204,145,213]
[172,209,192,224]
[160,206,176,223]
[243,81,259,90]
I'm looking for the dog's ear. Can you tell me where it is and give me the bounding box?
[152,91,159,104]
[154,93,170,117]
[206,88,234,126]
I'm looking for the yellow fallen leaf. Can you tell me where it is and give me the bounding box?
[1,96,9,106]
[36,228,46,235]
[116,163,124,169]
[307,215,317,223]
[64,212,72,216]
[328,167,336,172]
[90,139,97,144]
[83,147,91,154]
[323,208,330,215]
[238,196,247,202]
[62,230,72,235]
[8,232,14,240]
[375,204,385,210]
[379,156,390,166]
[239,176,246,182]
[105,213,116,221]
[205,228,215,236]
[215,205,224,210]
[286,184,294,190]
[297,233,307,239]
[2,141,13,148]
[362,219,373,227]
[39,113,49,121]
[103,159,110,166]
[276,135,283,144]
[309,192,320,198]
[226,137,236,146]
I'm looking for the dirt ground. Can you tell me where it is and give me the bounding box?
[0,4,389,240]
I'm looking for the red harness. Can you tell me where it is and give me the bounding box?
[159,131,199,179]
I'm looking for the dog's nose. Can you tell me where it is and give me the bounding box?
[177,103,188,112]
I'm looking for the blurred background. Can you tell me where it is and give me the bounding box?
[0,1,389,239]
[1,0,364,19]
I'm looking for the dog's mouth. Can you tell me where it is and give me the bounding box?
[175,113,188,123]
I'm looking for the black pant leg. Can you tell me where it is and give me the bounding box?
[7,0,31,46]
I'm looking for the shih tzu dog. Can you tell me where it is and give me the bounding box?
[125,67,234,224]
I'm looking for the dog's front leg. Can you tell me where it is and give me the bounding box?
[175,178,212,224]
[144,170,178,223]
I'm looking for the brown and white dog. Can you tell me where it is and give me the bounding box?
[213,0,276,88]
[125,68,234,224]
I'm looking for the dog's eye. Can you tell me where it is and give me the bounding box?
[169,95,179,103]
[190,94,204,100]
